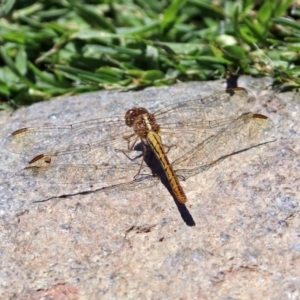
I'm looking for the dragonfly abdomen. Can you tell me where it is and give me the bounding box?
[147,131,187,204]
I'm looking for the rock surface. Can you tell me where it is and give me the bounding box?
[0,76,299,299]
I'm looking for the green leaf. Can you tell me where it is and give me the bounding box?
[161,0,188,33]
[15,48,27,75]
[67,0,116,32]
[0,0,15,18]
[141,70,165,81]
[273,17,300,31]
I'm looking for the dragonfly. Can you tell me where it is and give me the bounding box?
[5,87,275,203]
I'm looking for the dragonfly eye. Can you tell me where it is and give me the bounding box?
[125,109,136,127]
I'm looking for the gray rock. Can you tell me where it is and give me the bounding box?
[0,76,299,299]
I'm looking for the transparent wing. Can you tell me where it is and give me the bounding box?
[5,117,132,157]
[172,113,276,179]
[155,87,255,122]
[9,135,152,188]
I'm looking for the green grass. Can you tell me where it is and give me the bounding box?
[0,0,298,108]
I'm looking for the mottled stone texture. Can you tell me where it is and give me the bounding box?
[0,76,299,299]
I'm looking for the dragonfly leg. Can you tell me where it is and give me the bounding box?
[123,133,139,151]
[115,148,143,161]
[133,141,147,180]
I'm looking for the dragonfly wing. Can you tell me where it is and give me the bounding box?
[155,88,255,123]
[17,163,146,186]
[5,117,131,158]
[172,113,276,178]
[16,133,152,182]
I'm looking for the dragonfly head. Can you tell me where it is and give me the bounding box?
[125,107,149,127]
